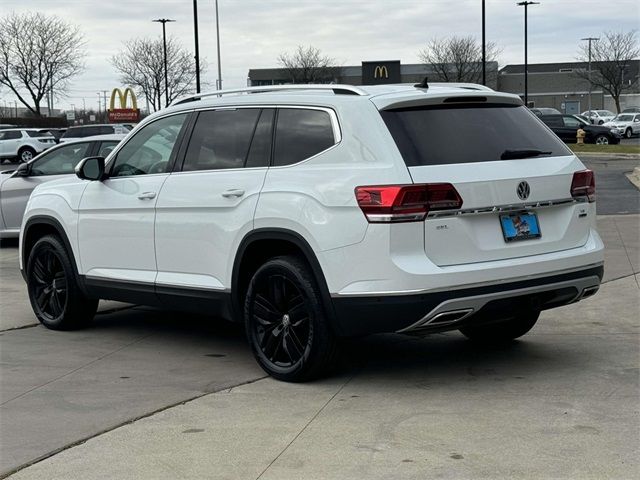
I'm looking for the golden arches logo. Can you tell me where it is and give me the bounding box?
[374,66,389,79]
[109,88,137,111]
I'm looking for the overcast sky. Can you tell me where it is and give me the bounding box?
[2,0,639,111]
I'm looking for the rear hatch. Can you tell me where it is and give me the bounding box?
[380,100,592,267]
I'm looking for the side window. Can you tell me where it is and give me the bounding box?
[97,141,119,157]
[110,114,187,177]
[563,116,581,128]
[30,142,92,176]
[98,126,115,135]
[634,115,640,122]
[0,131,22,140]
[541,116,562,128]
[273,109,335,166]
[182,108,261,171]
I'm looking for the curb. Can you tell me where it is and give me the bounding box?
[625,167,640,191]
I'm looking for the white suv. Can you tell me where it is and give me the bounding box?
[0,128,56,163]
[19,83,604,381]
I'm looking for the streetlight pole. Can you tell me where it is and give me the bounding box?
[193,0,201,93]
[215,0,223,90]
[482,0,486,86]
[517,1,539,107]
[153,18,176,107]
[581,37,599,115]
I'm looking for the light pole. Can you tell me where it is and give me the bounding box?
[482,0,486,86]
[193,0,201,93]
[215,0,222,90]
[152,18,176,107]
[517,1,539,107]
[581,37,599,115]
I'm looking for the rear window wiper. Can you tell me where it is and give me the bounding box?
[500,149,552,160]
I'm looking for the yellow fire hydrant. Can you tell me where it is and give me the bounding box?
[576,127,586,145]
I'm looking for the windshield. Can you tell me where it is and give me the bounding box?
[381,104,570,166]
[597,110,614,116]
[614,114,633,122]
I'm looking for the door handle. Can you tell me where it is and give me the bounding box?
[221,189,245,198]
[138,191,156,200]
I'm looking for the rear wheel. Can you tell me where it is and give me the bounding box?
[27,235,98,330]
[459,310,540,343]
[18,147,35,163]
[244,255,338,382]
[594,134,609,145]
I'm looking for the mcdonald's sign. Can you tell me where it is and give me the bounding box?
[108,87,140,123]
[361,61,401,85]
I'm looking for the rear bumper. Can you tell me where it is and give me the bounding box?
[330,264,603,336]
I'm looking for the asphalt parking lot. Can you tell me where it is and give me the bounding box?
[1,154,638,479]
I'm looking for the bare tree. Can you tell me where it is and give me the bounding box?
[0,12,85,116]
[575,30,640,113]
[111,37,202,112]
[418,36,500,84]
[277,46,341,84]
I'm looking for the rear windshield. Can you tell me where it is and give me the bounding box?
[381,104,571,166]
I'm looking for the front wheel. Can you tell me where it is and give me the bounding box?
[459,310,540,343]
[625,128,633,139]
[594,134,609,145]
[244,255,338,382]
[27,235,98,330]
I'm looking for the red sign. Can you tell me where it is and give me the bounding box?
[108,109,140,123]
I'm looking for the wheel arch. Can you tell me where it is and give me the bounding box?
[231,228,340,333]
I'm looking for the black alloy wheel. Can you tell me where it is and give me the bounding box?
[245,256,338,382]
[27,235,98,330]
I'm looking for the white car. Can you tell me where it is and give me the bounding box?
[603,113,640,138]
[19,83,604,381]
[0,135,124,238]
[580,110,616,125]
[59,124,131,143]
[0,128,56,163]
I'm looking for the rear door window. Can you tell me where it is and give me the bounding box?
[562,116,581,128]
[273,108,335,166]
[381,104,570,166]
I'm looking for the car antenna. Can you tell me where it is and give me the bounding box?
[414,76,429,90]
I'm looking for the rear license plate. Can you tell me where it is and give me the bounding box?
[500,212,541,242]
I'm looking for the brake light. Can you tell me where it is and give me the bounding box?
[570,170,596,202]
[355,183,463,223]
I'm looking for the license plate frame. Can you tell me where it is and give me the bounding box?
[500,211,541,243]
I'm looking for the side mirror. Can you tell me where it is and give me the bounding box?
[75,156,105,181]
[14,162,30,177]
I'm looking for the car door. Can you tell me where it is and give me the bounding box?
[0,141,94,230]
[77,113,189,286]
[154,108,273,294]
[0,130,23,157]
[633,115,640,134]
[561,115,582,141]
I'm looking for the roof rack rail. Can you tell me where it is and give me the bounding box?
[171,84,368,106]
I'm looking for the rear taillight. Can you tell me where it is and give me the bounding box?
[571,169,596,203]
[355,183,463,223]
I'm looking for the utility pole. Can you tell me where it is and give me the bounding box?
[482,0,486,86]
[97,92,102,113]
[581,37,599,115]
[101,90,108,120]
[153,18,176,107]
[193,0,201,93]
[215,0,222,90]
[517,1,539,107]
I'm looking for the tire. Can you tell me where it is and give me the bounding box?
[244,255,338,382]
[26,234,98,330]
[18,147,35,163]
[594,134,609,145]
[598,120,604,125]
[459,309,540,343]
[625,128,633,139]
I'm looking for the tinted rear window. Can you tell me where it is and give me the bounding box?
[381,104,570,166]
[273,109,335,166]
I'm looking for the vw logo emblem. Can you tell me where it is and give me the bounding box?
[517,181,530,200]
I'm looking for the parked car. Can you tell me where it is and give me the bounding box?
[0,128,56,163]
[580,110,616,125]
[603,113,640,138]
[0,135,124,238]
[19,83,603,381]
[621,107,640,113]
[539,114,621,144]
[59,124,130,142]
[530,107,561,116]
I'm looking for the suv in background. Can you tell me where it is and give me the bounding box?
[0,128,56,163]
[59,124,130,142]
[603,113,640,138]
[581,110,616,125]
[19,83,604,381]
[540,114,621,144]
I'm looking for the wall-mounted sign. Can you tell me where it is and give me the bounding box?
[362,61,401,85]
[108,87,140,123]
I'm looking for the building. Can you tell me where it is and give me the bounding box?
[498,60,640,113]
[248,61,500,89]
